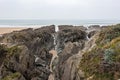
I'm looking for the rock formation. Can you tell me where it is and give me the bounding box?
[80,24,120,80]
[0,25,55,80]
[0,24,120,80]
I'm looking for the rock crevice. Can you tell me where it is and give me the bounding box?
[1,24,119,80]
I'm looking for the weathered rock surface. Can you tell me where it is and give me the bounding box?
[1,24,120,80]
[56,27,86,53]
[58,25,87,31]
[88,30,97,38]
[80,24,120,80]
[0,25,55,80]
[58,25,74,31]
[88,25,100,29]
[52,26,87,80]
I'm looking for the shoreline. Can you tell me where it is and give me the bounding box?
[0,22,119,27]
[0,23,119,35]
[0,27,26,34]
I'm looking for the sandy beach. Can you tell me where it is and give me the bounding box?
[0,27,26,34]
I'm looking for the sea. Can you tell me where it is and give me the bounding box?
[0,19,120,27]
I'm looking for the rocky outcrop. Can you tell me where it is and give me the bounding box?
[56,27,86,53]
[50,24,120,80]
[0,24,101,80]
[88,25,100,29]
[80,24,120,80]
[54,42,84,80]
[58,25,74,31]
[0,24,120,80]
[88,30,97,38]
[58,25,87,31]
[0,25,55,80]
[52,26,87,80]
[0,25,55,45]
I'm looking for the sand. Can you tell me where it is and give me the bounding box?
[0,27,26,34]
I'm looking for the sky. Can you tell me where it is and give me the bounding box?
[0,0,120,20]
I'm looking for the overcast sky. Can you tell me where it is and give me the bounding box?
[0,0,120,20]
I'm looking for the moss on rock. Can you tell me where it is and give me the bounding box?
[2,72,22,80]
[80,24,120,80]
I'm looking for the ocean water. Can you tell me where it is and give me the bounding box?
[0,19,120,27]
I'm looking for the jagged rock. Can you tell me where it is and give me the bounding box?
[0,45,34,80]
[54,42,85,80]
[0,28,34,44]
[88,30,97,38]
[0,45,7,66]
[53,26,86,80]
[0,26,54,80]
[88,25,100,29]
[61,53,85,80]
[58,25,74,31]
[56,27,86,53]
[34,25,55,34]
[58,25,87,31]
[0,25,55,45]
[0,24,119,80]
[74,26,87,31]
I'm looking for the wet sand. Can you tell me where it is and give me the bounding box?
[0,27,26,34]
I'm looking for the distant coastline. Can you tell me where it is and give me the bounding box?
[0,19,120,27]
[0,23,120,35]
[0,19,120,34]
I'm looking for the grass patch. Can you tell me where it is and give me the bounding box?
[80,24,120,80]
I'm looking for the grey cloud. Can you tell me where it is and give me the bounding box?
[0,0,120,19]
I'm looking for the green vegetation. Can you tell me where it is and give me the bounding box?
[80,24,120,80]
[96,25,120,46]
[7,45,21,57]
[3,45,22,67]
[2,72,21,80]
[104,48,114,64]
[1,45,23,80]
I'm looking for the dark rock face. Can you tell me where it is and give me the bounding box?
[1,28,34,44]
[58,25,74,31]
[0,25,55,45]
[0,25,55,80]
[54,42,84,80]
[56,27,86,53]
[0,25,87,80]
[88,25,100,29]
[58,25,87,31]
[53,27,86,80]
[1,45,35,80]
[34,25,55,34]
[1,24,119,80]
[74,26,87,31]
[0,45,7,66]
[88,30,97,38]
